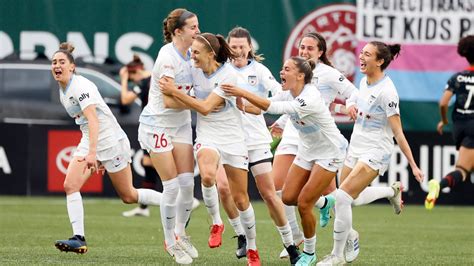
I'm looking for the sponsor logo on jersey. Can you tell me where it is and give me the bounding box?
[296,97,307,107]
[388,101,398,108]
[457,75,474,83]
[163,64,174,70]
[78,93,90,101]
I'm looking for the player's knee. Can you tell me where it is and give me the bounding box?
[120,195,136,204]
[259,190,277,205]
[63,180,79,194]
[217,184,231,198]
[296,195,313,211]
[282,192,297,206]
[233,193,249,210]
[200,170,216,187]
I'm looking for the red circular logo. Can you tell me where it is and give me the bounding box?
[283,4,357,80]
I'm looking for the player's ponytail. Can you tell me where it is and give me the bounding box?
[215,34,236,63]
[162,8,196,44]
[370,41,401,71]
[291,56,314,84]
[197,33,237,64]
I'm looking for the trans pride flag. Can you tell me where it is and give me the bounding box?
[356,0,473,102]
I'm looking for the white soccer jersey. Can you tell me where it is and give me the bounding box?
[280,62,357,146]
[192,63,245,145]
[267,84,347,160]
[59,75,126,151]
[348,75,400,155]
[232,60,281,150]
[139,43,193,127]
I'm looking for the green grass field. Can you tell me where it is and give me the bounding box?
[0,196,473,265]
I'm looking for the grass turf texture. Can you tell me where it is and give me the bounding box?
[0,196,473,265]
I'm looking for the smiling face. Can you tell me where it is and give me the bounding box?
[228,37,252,68]
[175,16,200,47]
[298,36,323,61]
[191,39,214,72]
[279,59,304,91]
[51,52,75,87]
[359,43,383,75]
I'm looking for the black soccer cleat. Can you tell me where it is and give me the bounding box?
[285,243,301,265]
[234,235,247,259]
[55,235,88,254]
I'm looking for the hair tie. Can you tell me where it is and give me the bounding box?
[197,35,217,56]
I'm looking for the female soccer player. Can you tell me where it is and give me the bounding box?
[272,32,357,259]
[52,43,162,254]
[214,26,300,263]
[160,32,261,266]
[317,42,424,265]
[222,56,349,266]
[119,55,200,218]
[138,8,200,264]
[426,35,474,209]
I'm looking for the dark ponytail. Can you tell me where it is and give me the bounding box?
[291,56,316,84]
[370,41,401,70]
[215,34,236,63]
[162,8,196,44]
[197,33,237,64]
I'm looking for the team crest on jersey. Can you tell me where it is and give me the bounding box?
[248,75,257,86]
[312,76,319,85]
[214,83,219,88]
[68,97,78,106]
[368,95,377,105]
[283,4,357,81]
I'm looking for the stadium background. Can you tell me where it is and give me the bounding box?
[0,0,473,205]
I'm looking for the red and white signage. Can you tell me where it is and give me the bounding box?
[47,130,103,193]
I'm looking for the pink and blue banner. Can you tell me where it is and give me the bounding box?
[356,0,473,102]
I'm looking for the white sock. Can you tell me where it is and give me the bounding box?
[228,216,245,236]
[277,190,303,242]
[332,189,353,257]
[239,204,257,250]
[314,196,326,209]
[175,173,194,237]
[161,178,179,246]
[202,184,222,225]
[352,187,394,206]
[137,189,162,206]
[67,192,84,237]
[303,235,316,255]
[277,222,293,247]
